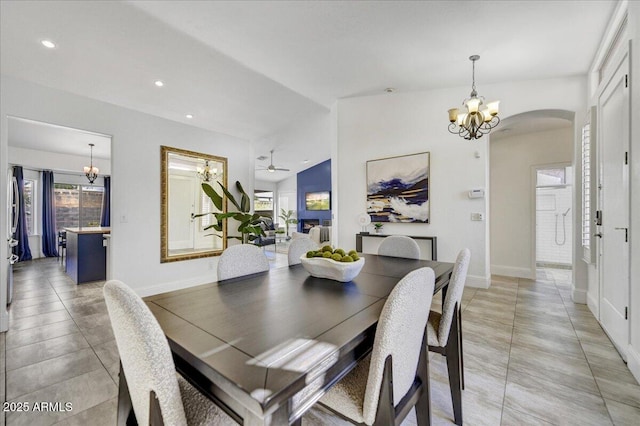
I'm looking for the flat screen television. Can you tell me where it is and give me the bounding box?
[305,191,331,211]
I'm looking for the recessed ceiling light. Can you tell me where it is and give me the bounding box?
[185,114,193,119]
[41,40,56,49]
[303,159,309,164]
[384,87,396,93]
[154,80,164,87]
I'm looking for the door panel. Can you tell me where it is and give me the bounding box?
[168,174,196,250]
[598,51,629,358]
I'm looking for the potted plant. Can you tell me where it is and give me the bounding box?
[279,209,298,240]
[196,181,266,244]
[373,222,384,234]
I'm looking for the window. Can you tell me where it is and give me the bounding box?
[54,183,104,232]
[581,123,591,250]
[254,191,274,218]
[536,168,567,187]
[581,106,597,264]
[23,179,36,235]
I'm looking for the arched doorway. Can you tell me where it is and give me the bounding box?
[489,109,575,282]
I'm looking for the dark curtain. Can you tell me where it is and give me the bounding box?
[12,166,32,261]
[41,170,59,257]
[101,176,110,227]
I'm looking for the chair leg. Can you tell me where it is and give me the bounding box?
[373,355,395,426]
[446,307,463,426]
[117,363,136,426]
[415,328,431,426]
[149,390,165,426]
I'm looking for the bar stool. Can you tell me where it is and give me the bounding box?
[58,231,67,268]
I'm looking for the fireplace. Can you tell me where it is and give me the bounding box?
[300,219,319,233]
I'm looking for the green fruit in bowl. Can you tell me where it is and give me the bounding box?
[331,253,343,261]
[340,255,354,262]
[322,251,332,258]
[351,254,360,261]
[313,252,324,257]
[348,250,358,257]
[322,245,333,252]
[334,248,346,256]
[306,251,316,258]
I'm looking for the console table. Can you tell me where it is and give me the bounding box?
[355,233,437,260]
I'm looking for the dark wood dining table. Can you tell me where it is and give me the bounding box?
[138,254,454,425]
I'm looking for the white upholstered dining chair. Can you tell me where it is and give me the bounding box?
[317,267,435,426]
[217,244,269,281]
[377,235,421,259]
[287,237,319,266]
[103,280,235,425]
[426,248,470,426]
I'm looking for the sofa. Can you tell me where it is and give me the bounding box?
[253,217,276,247]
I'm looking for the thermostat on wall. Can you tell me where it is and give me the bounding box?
[468,189,485,199]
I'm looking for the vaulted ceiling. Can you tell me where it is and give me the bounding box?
[1,1,617,182]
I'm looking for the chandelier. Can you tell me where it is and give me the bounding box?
[83,143,99,184]
[196,160,218,182]
[448,55,500,140]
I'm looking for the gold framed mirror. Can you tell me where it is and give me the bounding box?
[161,146,227,262]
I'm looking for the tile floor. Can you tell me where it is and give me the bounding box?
[2,257,639,425]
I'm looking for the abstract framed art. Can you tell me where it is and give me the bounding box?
[366,152,430,223]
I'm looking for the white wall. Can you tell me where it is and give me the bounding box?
[9,146,112,175]
[1,76,254,304]
[276,174,297,220]
[255,179,276,192]
[490,127,574,278]
[336,77,586,288]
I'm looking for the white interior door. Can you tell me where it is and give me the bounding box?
[168,174,196,251]
[598,51,630,358]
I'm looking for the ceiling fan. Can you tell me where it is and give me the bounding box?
[257,150,290,173]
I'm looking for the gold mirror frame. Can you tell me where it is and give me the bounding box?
[161,146,228,263]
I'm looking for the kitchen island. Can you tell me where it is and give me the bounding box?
[65,227,110,284]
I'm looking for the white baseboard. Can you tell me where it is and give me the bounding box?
[136,275,214,298]
[587,292,599,319]
[627,344,640,385]
[466,274,490,289]
[571,286,587,304]
[490,265,535,279]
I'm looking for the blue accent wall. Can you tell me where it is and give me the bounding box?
[297,159,331,232]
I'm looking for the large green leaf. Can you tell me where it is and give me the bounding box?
[202,183,223,211]
[218,182,241,211]
[236,181,250,212]
[215,212,237,221]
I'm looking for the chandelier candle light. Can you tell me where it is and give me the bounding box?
[197,160,217,182]
[84,143,99,184]
[448,55,500,140]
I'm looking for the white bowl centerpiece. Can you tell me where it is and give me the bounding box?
[299,246,365,283]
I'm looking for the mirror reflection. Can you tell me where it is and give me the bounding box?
[161,146,227,262]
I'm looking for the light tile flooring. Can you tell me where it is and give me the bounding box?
[2,258,639,425]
